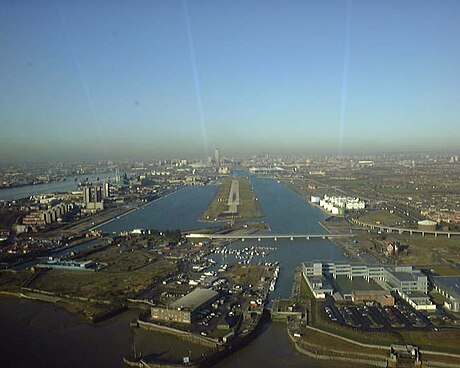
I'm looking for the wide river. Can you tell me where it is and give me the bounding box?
[0,176,349,368]
[0,172,114,201]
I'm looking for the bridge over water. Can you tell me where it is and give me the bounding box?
[186,233,354,241]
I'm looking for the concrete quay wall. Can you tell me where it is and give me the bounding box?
[137,320,219,348]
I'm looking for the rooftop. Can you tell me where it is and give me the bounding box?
[418,220,437,225]
[169,288,219,311]
[432,276,460,298]
[391,271,418,282]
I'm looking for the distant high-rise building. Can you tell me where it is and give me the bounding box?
[214,148,221,167]
[82,187,92,204]
[82,184,104,212]
[93,185,103,203]
[103,182,111,198]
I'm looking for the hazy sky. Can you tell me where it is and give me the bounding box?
[1,0,459,161]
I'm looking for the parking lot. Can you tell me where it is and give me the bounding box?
[323,297,434,332]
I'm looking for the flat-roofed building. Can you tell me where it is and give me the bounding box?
[385,266,428,293]
[399,291,436,311]
[352,290,394,306]
[432,276,460,312]
[151,288,219,324]
[302,262,427,292]
[302,261,433,309]
[304,275,334,299]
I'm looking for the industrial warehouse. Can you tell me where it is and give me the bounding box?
[151,288,220,324]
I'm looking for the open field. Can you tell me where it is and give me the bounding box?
[321,216,359,232]
[297,326,388,359]
[224,264,267,288]
[381,234,460,269]
[399,329,460,353]
[27,245,177,313]
[201,178,232,220]
[29,259,175,302]
[237,177,263,218]
[429,264,460,276]
[281,178,343,200]
[298,326,460,366]
[0,270,31,292]
[201,177,263,220]
[87,245,161,272]
[357,210,408,227]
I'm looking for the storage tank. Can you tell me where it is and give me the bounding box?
[417,220,437,231]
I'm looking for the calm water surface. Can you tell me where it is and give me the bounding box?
[99,185,219,232]
[1,177,350,367]
[0,297,137,368]
[0,173,114,201]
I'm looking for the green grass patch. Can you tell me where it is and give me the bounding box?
[224,265,266,288]
[399,330,460,354]
[201,178,233,221]
[298,327,388,358]
[299,275,315,300]
[429,264,460,276]
[28,246,177,301]
[429,291,449,305]
[237,177,263,218]
[200,177,262,220]
[383,234,460,267]
[332,275,384,294]
[0,270,31,292]
[358,210,407,227]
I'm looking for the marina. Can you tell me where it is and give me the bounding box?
[0,176,347,367]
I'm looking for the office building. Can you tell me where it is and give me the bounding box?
[431,276,460,312]
[82,185,104,212]
[214,148,221,168]
[302,261,434,310]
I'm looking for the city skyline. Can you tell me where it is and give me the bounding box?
[1,0,460,162]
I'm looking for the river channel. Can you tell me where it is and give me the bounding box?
[0,172,115,201]
[1,176,350,367]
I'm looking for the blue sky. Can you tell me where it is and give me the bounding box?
[1,0,459,161]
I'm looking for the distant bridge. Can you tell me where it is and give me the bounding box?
[186,233,354,241]
[350,218,460,238]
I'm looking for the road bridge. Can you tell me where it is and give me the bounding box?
[186,233,354,241]
[350,218,460,238]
